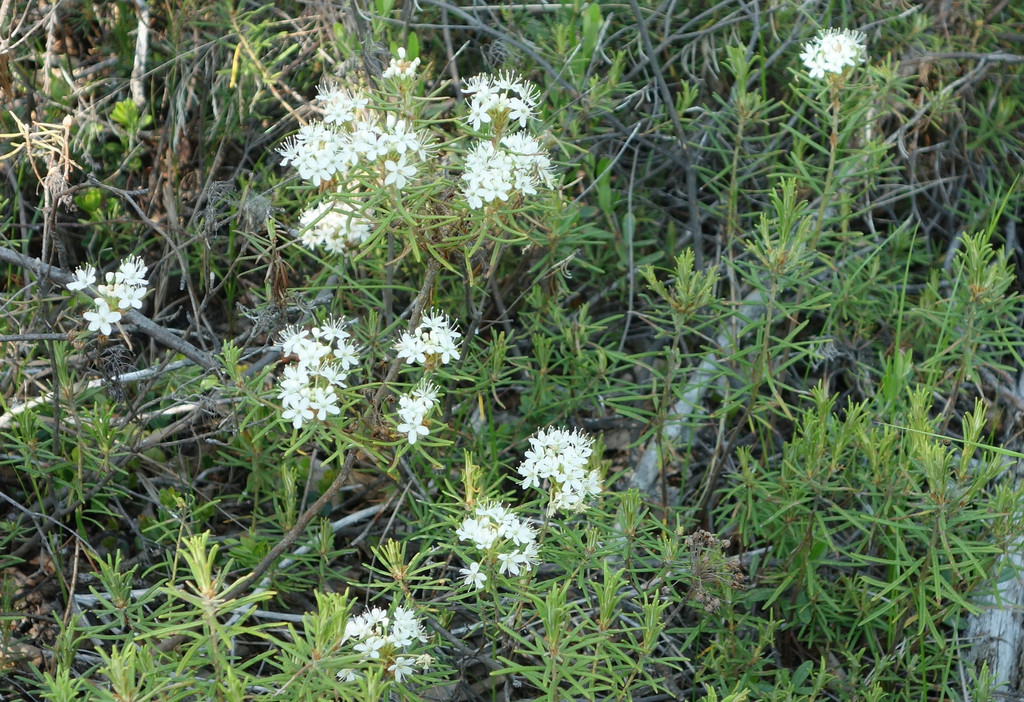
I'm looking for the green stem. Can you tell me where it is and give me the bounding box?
[811,83,841,251]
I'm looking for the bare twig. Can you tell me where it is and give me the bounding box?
[131,0,151,107]
[0,244,218,369]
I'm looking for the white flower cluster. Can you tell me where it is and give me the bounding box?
[463,72,539,132]
[393,309,462,368]
[278,50,430,256]
[278,78,431,189]
[297,199,373,255]
[462,134,555,210]
[395,382,440,445]
[382,47,420,80]
[336,605,432,684]
[66,256,149,336]
[391,309,461,445]
[456,502,540,589]
[800,28,866,80]
[460,72,555,210]
[276,318,360,430]
[518,427,601,514]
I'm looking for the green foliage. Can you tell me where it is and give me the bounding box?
[2,0,1023,700]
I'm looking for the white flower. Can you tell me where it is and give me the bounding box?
[116,255,148,289]
[312,316,350,344]
[497,551,527,576]
[66,265,96,292]
[279,327,311,357]
[462,72,539,134]
[455,516,496,550]
[318,84,368,125]
[281,393,313,430]
[114,281,146,310]
[505,96,532,129]
[331,338,361,372]
[502,132,555,193]
[506,519,537,547]
[394,331,428,365]
[383,154,417,188]
[354,634,386,660]
[347,118,384,161]
[389,606,427,646]
[518,427,601,513]
[276,320,362,429]
[383,115,425,155]
[88,256,149,312]
[278,123,347,185]
[461,141,515,209]
[308,385,341,421]
[336,668,358,683]
[382,47,421,79]
[466,99,492,131]
[410,382,439,406]
[279,328,330,370]
[800,28,866,79]
[395,384,440,445]
[457,503,540,579]
[83,297,122,336]
[460,561,487,590]
[389,656,416,683]
[297,199,373,255]
[395,417,428,445]
[394,309,462,366]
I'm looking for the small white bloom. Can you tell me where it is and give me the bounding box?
[396,402,431,444]
[410,382,439,407]
[281,396,313,430]
[318,84,369,125]
[354,634,386,660]
[457,502,540,579]
[394,310,461,366]
[389,656,416,683]
[496,551,515,575]
[350,118,387,160]
[466,99,492,131]
[83,298,122,336]
[383,154,417,188]
[502,132,555,193]
[394,331,429,365]
[343,614,373,642]
[114,282,146,310]
[800,28,866,79]
[297,199,374,255]
[279,327,311,357]
[390,607,427,646]
[312,316,350,344]
[116,255,148,289]
[332,338,361,372]
[66,265,96,292]
[460,561,487,590]
[461,141,516,209]
[518,427,600,512]
[382,47,421,79]
[308,385,341,421]
[383,115,424,155]
[278,123,347,185]
[456,516,498,550]
[462,72,539,134]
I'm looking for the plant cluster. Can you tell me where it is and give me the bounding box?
[1,1,1023,701]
